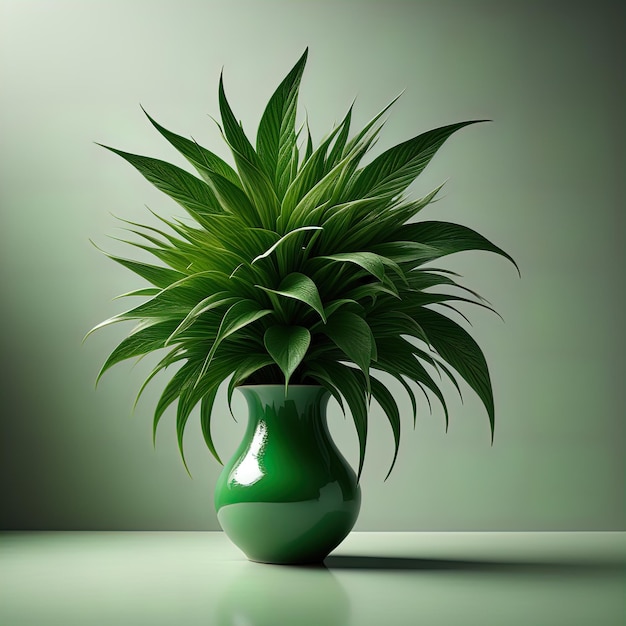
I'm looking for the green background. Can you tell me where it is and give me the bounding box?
[1,0,623,531]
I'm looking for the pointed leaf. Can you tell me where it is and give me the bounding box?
[196,169,260,226]
[97,144,223,218]
[352,121,485,199]
[251,226,322,264]
[96,320,179,384]
[311,361,368,480]
[199,351,264,464]
[395,221,519,274]
[370,377,401,480]
[257,49,308,196]
[322,310,374,385]
[153,360,198,444]
[227,354,275,407]
[257,272,326,322]
[141,107,242,186]
[113,287,161,300]
[343,93,402,156]
[200,386,223,464]
[165,292,239,345]
[218,73,261,167]
[416,308,495,440]
[264,325,311,387]
[376,337,450,428]
[369,241,441,266]
[218,73,280,226]
[103,254,185,289]
[326,103,353,169]
[280,124,345,221]
[317,252,386,282]
[199,300,273,380]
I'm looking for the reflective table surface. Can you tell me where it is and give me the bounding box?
[1,531,624,625]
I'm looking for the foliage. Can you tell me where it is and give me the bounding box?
[89,49,517,478]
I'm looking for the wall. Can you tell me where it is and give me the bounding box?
[1,0,623,530]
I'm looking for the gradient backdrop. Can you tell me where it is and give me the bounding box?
[1,0,623,531]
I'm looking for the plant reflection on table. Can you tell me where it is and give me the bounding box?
[216,561,349,626]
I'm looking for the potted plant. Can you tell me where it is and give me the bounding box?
[89,49,516,564]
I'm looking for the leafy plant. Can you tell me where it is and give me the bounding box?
[89,49,516,478]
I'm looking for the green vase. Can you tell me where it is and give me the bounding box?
[214,385,361,564]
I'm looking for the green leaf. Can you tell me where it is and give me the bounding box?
[198,169,260,226]
[175,349,256,473]
[304,120,313,162]
[322,310,375,387]
[280,124,345,222]
[153,360,198,445]
[251,226,322,264]
[264,325,311,388]
[218,72,280,227]
[96,320,179,384]
[325,103,353,169]
[416,308,495,440]
[256,49,308,198]
[156,269,256,305]
[394,221,519,274]
[374,184,445,233]
[200,386,223,464]
[376,337,450,428]
[97,144,223,218]
[131,346,184,411]
[113,287,161,300]
[227,354,275,407]
[308,361,368,480]
[316,252,386,282]
[318,196,393,251]
[165,292,239,345]
[199,351,263,464]
[186,215,279,265]
[199,300,273,380]
[218,73,260,167]
[284,141,373,231]
[141,107,242,187]
[344,281,400,304]
[370,377,401,480]
[369,241,441,266]
[104,271,247,328]
[352,121,485,199]
[257,272,326,322]
[176,349,261,471]
[104,254,185,289]
[302,367,345,414]
[342,93,401,156]
[321,298,361,319]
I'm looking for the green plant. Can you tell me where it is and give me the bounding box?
[89,49,516,478]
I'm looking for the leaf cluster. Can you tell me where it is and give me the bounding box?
[89,49,517,478]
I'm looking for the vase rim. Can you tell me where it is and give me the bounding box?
[237,384,330,400]
[238,384,323,389]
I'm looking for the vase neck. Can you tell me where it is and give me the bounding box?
[238,385,330,425]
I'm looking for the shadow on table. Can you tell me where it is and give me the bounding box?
[324,554,625,576]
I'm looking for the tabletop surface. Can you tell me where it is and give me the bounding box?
[1,531,624,626]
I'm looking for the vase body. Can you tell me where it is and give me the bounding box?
[214,385,361,564]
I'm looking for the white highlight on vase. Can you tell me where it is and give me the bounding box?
[232,421,267,487]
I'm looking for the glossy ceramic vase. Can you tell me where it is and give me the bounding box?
[214,385,361,564]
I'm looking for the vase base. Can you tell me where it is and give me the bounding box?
[218,498,359,565]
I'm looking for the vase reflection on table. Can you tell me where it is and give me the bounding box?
[216,558,349,626]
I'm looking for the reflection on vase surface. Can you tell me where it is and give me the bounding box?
[215,561,350,626]
[215,385,361,564]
